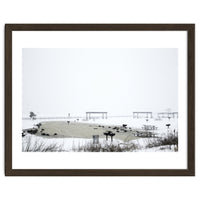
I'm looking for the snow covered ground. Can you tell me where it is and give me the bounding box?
[22,116,178,152]
[22,134,123,152]
[22,133,177,152]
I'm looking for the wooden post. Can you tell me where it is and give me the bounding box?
[93,135,99,144]
[111,135,113,142]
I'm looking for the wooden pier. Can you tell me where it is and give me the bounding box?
[157,112,178,118]
[86,112,108,120]
[133,112,153,118]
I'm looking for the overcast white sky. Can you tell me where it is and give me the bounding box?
[22,48,178,117]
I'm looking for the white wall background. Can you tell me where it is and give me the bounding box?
[0,0,199,200]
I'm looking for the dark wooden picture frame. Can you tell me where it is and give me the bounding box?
[5,24,195,176]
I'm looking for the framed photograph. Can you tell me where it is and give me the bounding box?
[5,24,195,176]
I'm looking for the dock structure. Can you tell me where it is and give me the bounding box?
[142,125,158,131]
[86,112,108,120]
[157,112,178,118]
[133,112,153,118]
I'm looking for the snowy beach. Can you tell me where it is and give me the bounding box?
[22,116,178,152]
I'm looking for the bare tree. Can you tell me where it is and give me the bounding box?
[29,111,36,120]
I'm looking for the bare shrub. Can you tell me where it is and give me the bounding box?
[75,142,138,152]
[22,136,64,152]
[145,133,178,150]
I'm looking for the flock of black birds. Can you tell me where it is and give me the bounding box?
[22,121,162,139]
[102,124,131,141]
[22,123,58,137]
